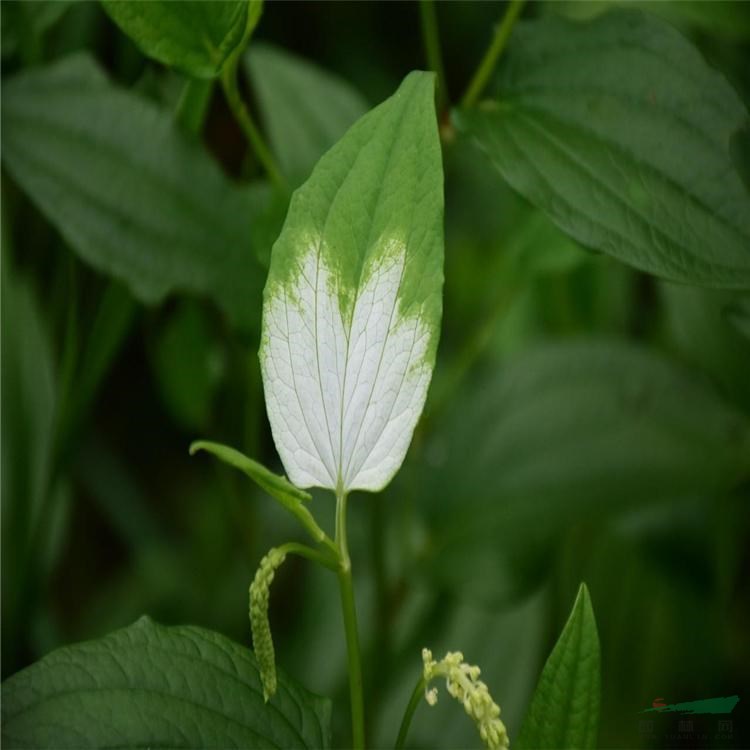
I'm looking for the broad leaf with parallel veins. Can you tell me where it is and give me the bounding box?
[260,71,444,493]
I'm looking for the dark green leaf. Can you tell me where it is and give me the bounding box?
[1,616,331,749]
[245,43,369,185]
[518,584,600,750]
[455,10,750,288]
[1,54,270,333]
[103,0,262,79]
[417,341,750,604]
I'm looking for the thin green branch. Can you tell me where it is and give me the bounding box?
[276,541,339,572]
[221,60,285,191]
[419,0,449,109]
[336,490,366,749]
[395,675,427,749]
[461,0,526,109]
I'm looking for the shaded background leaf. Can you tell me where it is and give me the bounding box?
[245,42,369,186]
[1,54,270,333]
[455,10,750,288]
[413,340,750,605]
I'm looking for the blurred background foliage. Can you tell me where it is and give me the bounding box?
[2,1,750,748]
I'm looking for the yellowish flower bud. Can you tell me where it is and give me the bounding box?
[422,648,509,750]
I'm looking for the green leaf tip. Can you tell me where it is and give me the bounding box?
[518,582,601,750]
[189,439,311,503]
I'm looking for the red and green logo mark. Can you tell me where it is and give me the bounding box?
[642,696,740,715]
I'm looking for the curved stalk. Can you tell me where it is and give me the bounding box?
[395,676,427,749]
[276,541,339,572]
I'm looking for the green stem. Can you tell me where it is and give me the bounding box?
[175,77,213,135]
[419,0,449,109]
[276,541,339,572]
[336,490,366,749]
[395,676,427,749]
[221,61,285,191]
[460,0,526,109]
[293,502,338,557]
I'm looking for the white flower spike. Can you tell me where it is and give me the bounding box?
[422,648,509,750]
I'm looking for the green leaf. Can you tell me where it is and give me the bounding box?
[103,0,262,79]
[455,10,750,288]
[1,616,331,749]
[260,71,444,493]
[190,440,311,506]
[417,341,750,604]
[1,54,270,333]
[245,43,369,185]
[518,584,600,750]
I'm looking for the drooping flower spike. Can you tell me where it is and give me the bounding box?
[422,648,509,750]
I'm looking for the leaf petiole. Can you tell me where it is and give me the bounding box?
[189,440,337,556]
[275,541,340,572]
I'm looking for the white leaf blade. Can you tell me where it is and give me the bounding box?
[260,72,443,494]
[263,237,433,491]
